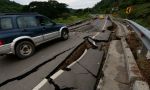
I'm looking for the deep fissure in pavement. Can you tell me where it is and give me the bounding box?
[46,37,98,79]
[45,37,105,90]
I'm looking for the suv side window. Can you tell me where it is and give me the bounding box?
[17,16,38,28]
[36,16,53,26]
[0,18,13,30]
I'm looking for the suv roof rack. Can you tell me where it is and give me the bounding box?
[0,12,39,15]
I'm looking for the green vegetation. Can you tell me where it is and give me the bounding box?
[0,0,70,19]
[0,0,89,24]
[22,0,69,19]
[0,0,22,12]
[131,3,150,28]
[92,0,150,28]
[54,14,90,24]
[54,8,92,24]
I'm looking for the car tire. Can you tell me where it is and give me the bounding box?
[15,41,35,59]
[61,30,69,40]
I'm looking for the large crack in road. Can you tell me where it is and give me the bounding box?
[0,47,74,87]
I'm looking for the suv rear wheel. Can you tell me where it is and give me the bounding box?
[61,30,69,40]
[15,41,35,59]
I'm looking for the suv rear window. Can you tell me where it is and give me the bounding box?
[17,16,38,28]
[0,18,13,30]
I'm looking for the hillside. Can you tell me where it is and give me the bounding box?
[0,0,22,13]
[93,0,150,28]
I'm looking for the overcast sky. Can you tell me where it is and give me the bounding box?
[11,0,101,9]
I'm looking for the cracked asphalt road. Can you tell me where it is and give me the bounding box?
[0,19,105,90]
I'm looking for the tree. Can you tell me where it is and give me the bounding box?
[0,0,22,13]
[22,0,69,19]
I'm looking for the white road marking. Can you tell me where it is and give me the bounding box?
[67,49,88,68]
[92,32,100,38]
[32,79,48,90]
[92,32,100,45]
[51,70,64,80]
[102,16,108,30]
[32,70,64,90]
[92,16,108,39]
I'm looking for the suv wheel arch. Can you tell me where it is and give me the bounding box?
[11,37,35,54]
[61,28,69,40]
[59,26,68,34]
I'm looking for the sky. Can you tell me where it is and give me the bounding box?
[11,0,101,9]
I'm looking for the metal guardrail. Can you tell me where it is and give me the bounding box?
[124,19,150,51]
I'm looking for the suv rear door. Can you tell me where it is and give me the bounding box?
[17,16,44,45]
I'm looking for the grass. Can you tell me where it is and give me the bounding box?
[54,14,90,25]
[117,3,150,29]
[132,3,150,29]
[134,19,150,29]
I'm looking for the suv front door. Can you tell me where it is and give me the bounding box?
[36,16,59,41]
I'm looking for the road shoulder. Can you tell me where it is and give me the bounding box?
[99,40,130,90]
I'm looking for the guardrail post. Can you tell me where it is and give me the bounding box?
[137,43,148,60]
[146,51,150,60]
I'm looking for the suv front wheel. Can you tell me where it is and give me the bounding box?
[15,41,35,59]
[61,30,69,40]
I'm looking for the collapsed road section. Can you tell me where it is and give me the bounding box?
[33,31,112,90]
[33,17,113,90]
